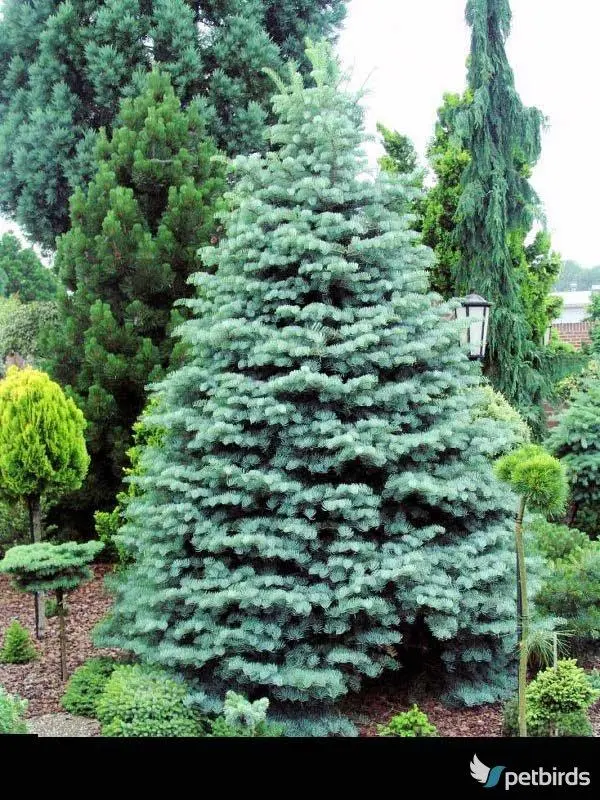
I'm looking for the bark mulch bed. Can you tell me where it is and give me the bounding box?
[342,675,504,737]
[1,564,598,737]
[0,564,118,718]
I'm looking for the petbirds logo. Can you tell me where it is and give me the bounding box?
[471,755,506,789]
[470,754,591,791]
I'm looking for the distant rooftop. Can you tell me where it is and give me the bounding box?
[551,290,593,307]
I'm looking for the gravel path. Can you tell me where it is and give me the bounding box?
[27,713,100,737]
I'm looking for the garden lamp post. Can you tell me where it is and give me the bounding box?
[454,292,492,362]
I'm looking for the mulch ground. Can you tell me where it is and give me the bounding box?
[1,566,598,736]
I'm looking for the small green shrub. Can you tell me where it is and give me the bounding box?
[535,547,600,642]
[471,384,532,455]
[502,697,592,737]
[45,597,61,618]
[528,659,598,715]
[0,620,37,664]
[529,519,591,564]
[0,686,28,733]
[378,704,438,737]
[94,509,125,565]
[96,665,202,737]
[61,657,120,718]
[209,692,284,737]
[504,660,598,737]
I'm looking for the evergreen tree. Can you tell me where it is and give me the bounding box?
[0,0,347,247]
[42,70,225,531]
[548,378,600,537]
[376,123,419,176]
[97,43,518,735]
[376,123,423,229]
[0,234,56,301]
[453,0,545,407]
[0,299,58,371]
[421,93,471,297]
[519,231,562,346]
[0,365,89,637]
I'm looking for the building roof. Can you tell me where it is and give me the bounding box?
[551,291,592,308]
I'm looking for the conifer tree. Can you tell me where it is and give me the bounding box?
[421,93,472,298]
[43,70,225,530]
[0,234,56,302]
[0,366,89,637]
[453,0,545,407]
[0,0,347,247]
[97,43,519,735]
[548,378,600,537]
[376,123,424,225]
[376,123,419,176]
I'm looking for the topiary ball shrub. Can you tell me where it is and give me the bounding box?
[0,620,37,664]
[61,657,121,718]
[0,686,28,733]
[209,691,284,737]
[96,665,203,737]
[378,705,438,737]
[502,660,598,737]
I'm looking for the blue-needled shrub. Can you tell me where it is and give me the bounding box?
[378,705,438,737]
[61,657,121,718]
[209,691,284,737]
[0,686,27,733]
[587,670,600,693]
[95,42,520,734]
[96,665,202,737]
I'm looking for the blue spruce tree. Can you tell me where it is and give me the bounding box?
[97,42,517,735]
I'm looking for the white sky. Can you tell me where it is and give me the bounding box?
[1,0,597,268]
[338,0,600,267]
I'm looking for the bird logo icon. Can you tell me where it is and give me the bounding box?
[470,754,506,789]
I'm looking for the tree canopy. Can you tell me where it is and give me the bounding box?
[0,0,347,247]
[0,234,56,302]
[0,366,89,503]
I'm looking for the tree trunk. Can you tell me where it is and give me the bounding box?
[515,497,529,737]
[27,495,45,639]
[56,589,67,682]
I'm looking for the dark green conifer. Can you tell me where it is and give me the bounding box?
[43,70,225,528]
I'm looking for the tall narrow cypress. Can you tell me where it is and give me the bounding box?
[454,0,544,406]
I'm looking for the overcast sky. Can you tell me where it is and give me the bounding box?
[1,0,598,267]
[338,0,600,267]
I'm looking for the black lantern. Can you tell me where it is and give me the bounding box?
[455,292,492,361]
